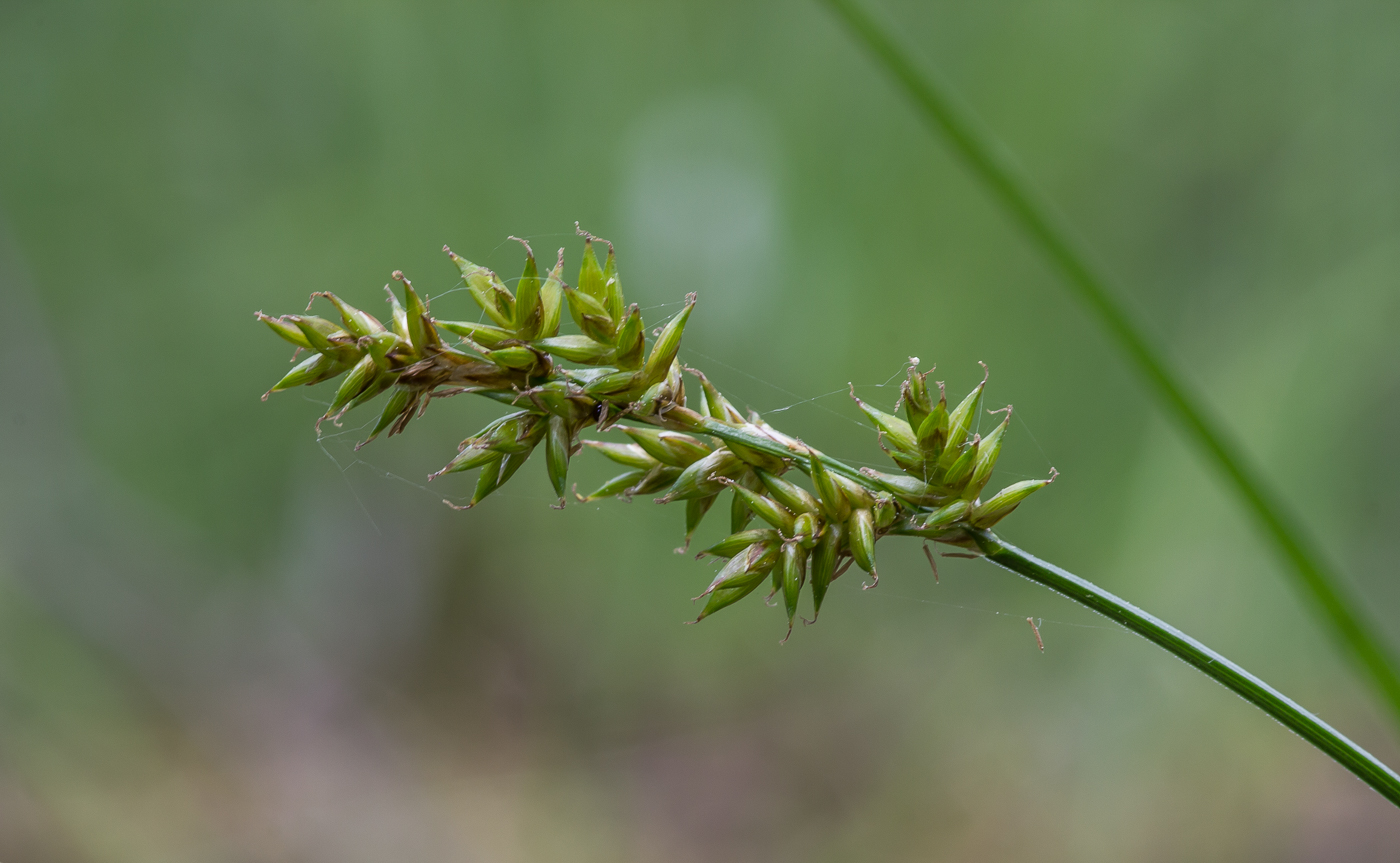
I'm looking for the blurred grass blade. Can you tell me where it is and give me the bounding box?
[821,0,1400,730]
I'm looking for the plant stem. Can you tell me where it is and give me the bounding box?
[819,0,1400,731]
[970,530,1400,806]
[684,411,1400,806]
[690,416,867,483]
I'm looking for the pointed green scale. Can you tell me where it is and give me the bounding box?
[940,375,986,467]
[436,445,499,477]
[684,494,718,548]
[524,381,591,423]
[698,529,781,559]
[437,320,515,349]
[460,411,536,454]
[314,291,383,338]
[809,520,845,620]
[832,474,876,509]
[848,508,877,582]
[715,394,746,424]
[512,242,542,338]
[357,331,400,368]
[730,476,756,533]
[577,236,609,305]
[689,378,711,417]
[469,453,507,506]
[564,285,616,342]
[289,315,349,355]
[257,312,313,349]
[533,335,614,365]
[781,542,808,636]
[756,469,821,515]
[270,352,348,392]
[632,464,684,496]
[691,369,731,421]
[581,440,658,470]
[700,542,764,596]
[805,448,851,522]
[695,580,764,622]
[582,369,644,400]
[640,295,695,387]
[699,541,779,600]
[536,248,566,338]
[872,496,897,529]
[545,415,571,501]
[485,345,539,371]
[601,242,625,321]
[634,359,685,417]
[902,364,933,431]
[657,449,742,503]
[346,369,398,411]
[324,354,379,417]
[792,512,820,548]
[916,394,950,459]
[918,498,970,531]
[489,413,547,454]
[858,468,945,507]
[497,427,544,487]
[457,413,514,450]
[942,435,981,490]
[363,386,416,445]
[622,427,709,467]
[887,448,927,477]
[383,285,411,344]
[970,474,1055,528]
[393,272,438,355]
[445,248,515,328]
[963,411,1010,500]
[613,305,645,369]
[580,469,649,501]
[723,481,796,534]
[851,389,918,454]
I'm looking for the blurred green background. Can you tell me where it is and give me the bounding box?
[2,0,1400,859]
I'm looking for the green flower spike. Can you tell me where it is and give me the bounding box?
[257,233,1055,636]
[254,228,1400,808]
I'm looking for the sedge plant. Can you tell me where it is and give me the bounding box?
[256,230,1400,807]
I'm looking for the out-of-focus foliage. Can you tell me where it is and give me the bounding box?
[1,0,1399,859]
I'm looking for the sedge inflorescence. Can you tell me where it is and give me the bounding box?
[256,226,1054,639]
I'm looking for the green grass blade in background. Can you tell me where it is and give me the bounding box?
[820,0,1400,731]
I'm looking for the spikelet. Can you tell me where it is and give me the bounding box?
[256,231,1055,638]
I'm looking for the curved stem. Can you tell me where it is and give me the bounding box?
[819,0,1400,732]
[689,416,867,483]
[970,529,1400,806]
